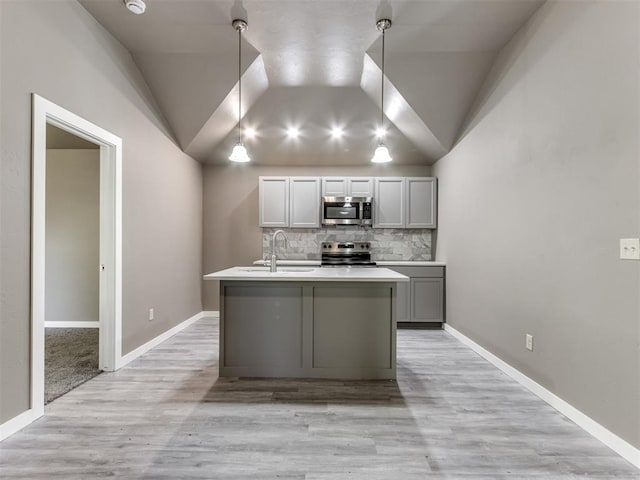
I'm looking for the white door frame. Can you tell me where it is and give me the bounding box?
[31,94,122,418]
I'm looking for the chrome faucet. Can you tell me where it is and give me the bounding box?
[270,229,288,272]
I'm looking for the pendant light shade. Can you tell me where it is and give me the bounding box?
[229,143,251,163]
[371,144,392,164]
[371,18,392,163]
[229,19,251,163]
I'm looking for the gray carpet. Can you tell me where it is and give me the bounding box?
[45,328,101,404]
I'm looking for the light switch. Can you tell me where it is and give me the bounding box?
[619,238,640,260]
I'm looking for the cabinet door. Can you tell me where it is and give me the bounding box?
[395,280,410,322]
[289,177,320,228]
[259,177,289,227]
[347,177,373,197]
[406,177,437,228]
[374,177,405,228]
[411,278,443,322]
[321,177,347,196]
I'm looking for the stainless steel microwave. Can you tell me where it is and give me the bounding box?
[321,197,373,226]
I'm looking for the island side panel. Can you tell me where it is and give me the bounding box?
[312,285,393,370]
[309,283,396,379]
[220,282,304,376]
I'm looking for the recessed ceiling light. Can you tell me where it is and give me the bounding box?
[123,0,146,15]
[244,127,256,139]
[286,127,300,139]
[330,127,344,139]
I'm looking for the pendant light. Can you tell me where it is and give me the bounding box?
[371,18,392,164]
[229,19,251,163]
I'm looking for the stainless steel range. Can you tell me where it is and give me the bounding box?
[321,242,376,266]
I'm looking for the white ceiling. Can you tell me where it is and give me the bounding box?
[79,0,545,165]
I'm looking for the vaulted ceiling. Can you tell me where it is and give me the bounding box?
[79,0,545,166]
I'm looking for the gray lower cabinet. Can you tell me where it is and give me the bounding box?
[412,277,444,322]
[219,280,397,379]
[396,279,410,322]
[386,266,444,324]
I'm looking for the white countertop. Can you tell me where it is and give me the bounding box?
[376,261,446,267]
[204,266,409,282]
[252,259,445,267]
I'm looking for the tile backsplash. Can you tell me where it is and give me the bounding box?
[262,227,432,261]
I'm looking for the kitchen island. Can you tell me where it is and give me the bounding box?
[203,266,409,380]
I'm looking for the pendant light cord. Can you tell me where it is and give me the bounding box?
[238,26,242,145]
[380,26,385,135]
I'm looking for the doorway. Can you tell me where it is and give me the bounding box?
[31,94,122,418]
[44,124,101,403]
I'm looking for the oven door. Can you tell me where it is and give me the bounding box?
[322,198,361,225]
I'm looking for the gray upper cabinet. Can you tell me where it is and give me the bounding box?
[263,175,435,229]
[405,177,437,229]
[374,177,405,228]
[374,177,437,229]
[321,177,373,197]
[260,176,320,228]
[321,177,347,196]
[289,177,320,228]
[347,177,374,197]
[259,176,289,227]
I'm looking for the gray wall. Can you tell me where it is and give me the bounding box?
[433,1,640,448]
[46,149,100,325]
[0,0,203,424]
[202,164,430,310]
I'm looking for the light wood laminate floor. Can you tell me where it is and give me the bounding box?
[1,316,638,479]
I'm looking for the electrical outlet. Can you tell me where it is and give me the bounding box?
[525,334,534,351]
[148,308,154,321]
[620,238,640,260]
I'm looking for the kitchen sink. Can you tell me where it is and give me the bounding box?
[236,267,315,273]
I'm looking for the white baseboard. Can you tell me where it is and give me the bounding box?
[0,409,35,442]
[443,323,640,469]
[201,311,219,318]
[116,310,217,369]
[44,321,99,328]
